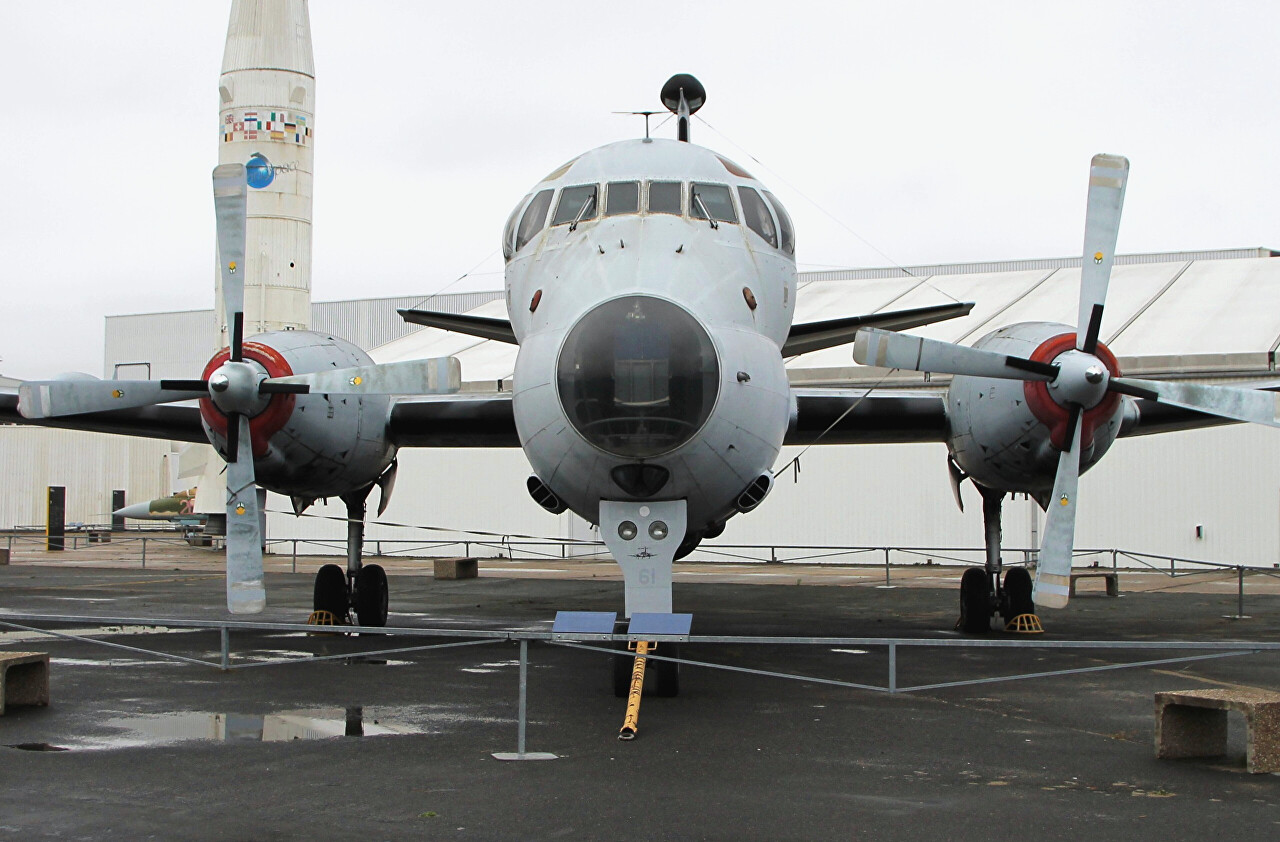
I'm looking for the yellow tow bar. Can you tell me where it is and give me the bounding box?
[618,640,652,740]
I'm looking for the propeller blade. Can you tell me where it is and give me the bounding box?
[1077,154,1129,355]
[224,411,241,464]
[261,357,463,396]
[1112,377,1280,428]
[1033,407,1083,609]
[853,327,1058,381]
[18,380,206,419]
[213,164,248,362]
[225,412,265,614]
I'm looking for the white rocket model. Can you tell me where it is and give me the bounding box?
[197,0,316,519]
[213,0,314,341]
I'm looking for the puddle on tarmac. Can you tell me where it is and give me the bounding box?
[27,705,511,751]
[59,708,418,750]
[460,659,520,674]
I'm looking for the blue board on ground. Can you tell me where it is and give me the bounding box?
[627,612,693,640]
[551,611,618,640]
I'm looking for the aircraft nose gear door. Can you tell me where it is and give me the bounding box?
[599,500,686,616]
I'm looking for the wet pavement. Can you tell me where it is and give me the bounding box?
[1,555,1279,840]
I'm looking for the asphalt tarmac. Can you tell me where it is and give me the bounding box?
[1,553,1278,841]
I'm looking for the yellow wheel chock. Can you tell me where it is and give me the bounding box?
[1005,613,1044,634]
[618,640,652,740]
[306,610,347,634]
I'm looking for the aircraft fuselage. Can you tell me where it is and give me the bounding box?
[505,139,797,542]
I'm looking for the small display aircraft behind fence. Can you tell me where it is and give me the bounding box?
[4,76,1277,681]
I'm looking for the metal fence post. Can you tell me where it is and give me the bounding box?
[292,540,297,573]
[884,548,892,586]
[888,642,897,693]
[1111,549,1118,570]
[1238,566,1245,618]
[220,626,230,670]
[517,639,528,755]
[141,537,146,569]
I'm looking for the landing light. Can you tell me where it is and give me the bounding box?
[618,521,638,541]
[649,521,669,540]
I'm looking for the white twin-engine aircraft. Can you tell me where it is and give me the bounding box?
[8,74,1280,645]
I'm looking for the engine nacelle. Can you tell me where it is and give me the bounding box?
[947,322,1124,504]
[198,330,395,499]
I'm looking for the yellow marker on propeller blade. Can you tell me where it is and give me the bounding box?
[1093,251,1103,263]
[350,376,363,386]
[235,504,246,515]
[1059,494,1070,506]
[111,389,124,399]
[228,261,237,274]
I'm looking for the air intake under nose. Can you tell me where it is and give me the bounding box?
[557,296,720,458]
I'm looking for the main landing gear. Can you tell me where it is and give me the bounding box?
[957,485,1041,634]
[310,485,389,627]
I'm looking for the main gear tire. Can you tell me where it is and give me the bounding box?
[1002,567,1035,622]
[354,563,389,628]
[313,563,348,619]
[958,567,992,634]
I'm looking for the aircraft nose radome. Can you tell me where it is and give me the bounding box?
[113,502,154,518]
[556,295,720,459]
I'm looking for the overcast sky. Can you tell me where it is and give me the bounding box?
[2,1,1278,378]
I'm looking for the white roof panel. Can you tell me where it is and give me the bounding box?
[1115,258,1280,356]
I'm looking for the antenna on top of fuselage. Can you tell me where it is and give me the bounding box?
[613,110,660,142]
[660,73,705,143]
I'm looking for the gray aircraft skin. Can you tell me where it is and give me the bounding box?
[4,77,1277,648]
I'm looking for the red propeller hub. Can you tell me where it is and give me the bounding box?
[199,341,296,457]
[1023,333,1121,450]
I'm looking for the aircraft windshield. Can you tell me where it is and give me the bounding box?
[648,181,682,215]
[605,181,640,216]
[690,183,736,223]
[738,186,778,248]
[762,190,794,255]
[552,185,599,226]
[515,189,553,252]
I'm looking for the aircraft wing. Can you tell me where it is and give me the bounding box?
[398,308,516,344]
[387,392,519,447]
[0,389,207,442]
[788,388,949,445]
[782,302,975,357]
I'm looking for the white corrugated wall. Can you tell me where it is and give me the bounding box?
[0,428,170,528]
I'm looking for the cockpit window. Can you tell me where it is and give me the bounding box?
[762,190,794,255]
[690,183,737,223]
[605,181,640,216]
[502,195,528,260]
[514,188,553,253]
[738,187,778,248]
[552,184,599,226]
[648,181,682,215]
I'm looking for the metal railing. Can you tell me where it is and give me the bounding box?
[2,611,1276,759]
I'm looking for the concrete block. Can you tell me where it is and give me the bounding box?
[434,557,479,580]
[0,652,50,715]
[1156,688,1280,773]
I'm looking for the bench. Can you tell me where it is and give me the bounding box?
[433,557,479,580]
[1155,688,1280,773]
[1069,571,1119,597]
[0,652,50,715]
